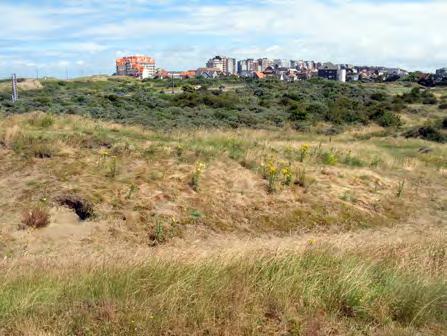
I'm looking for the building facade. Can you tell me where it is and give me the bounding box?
[318,63,340,81]
[196,67,222,79]
[237,59,259,74]
[206,56,237,75]
[116,56,156,79]
[257,58,273,72]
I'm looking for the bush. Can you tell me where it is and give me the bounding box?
[404,126,446,143]
[371,92,387,101]
[306,101,329,117]
[438,103,447,110]
[21,207,50,229]
[375,110,402,127]
[368,104,402,127]
[0,77,416,131]
[288,104,307,121]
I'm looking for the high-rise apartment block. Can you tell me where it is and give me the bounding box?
[237,59,260,73]
[257,58,273,71]
[206,56,237,75]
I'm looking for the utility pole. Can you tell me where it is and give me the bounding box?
[171,73,175,94]
[65,67,69,80]
[11,73,18,103]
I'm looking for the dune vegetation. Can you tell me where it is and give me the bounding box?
[0,78,446,335]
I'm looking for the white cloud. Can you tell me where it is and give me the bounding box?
[69,0,447,70]
[1,0,447,77]
[0,4,60,39]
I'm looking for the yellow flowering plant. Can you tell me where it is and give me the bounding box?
[281,166,293,186]
[299,144,310,162]
[191,161,206,191]
[261,158,280,193]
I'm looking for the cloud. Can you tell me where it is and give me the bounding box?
[72,0,447,70]
[1,0,446,78]
[0,4,61,39]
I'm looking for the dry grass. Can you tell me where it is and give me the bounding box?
[20,207,50,229]
[0,112,446,335]
[0,113,445,243]
[0,236,445,335]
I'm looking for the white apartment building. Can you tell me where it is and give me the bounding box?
[206,56,237,75]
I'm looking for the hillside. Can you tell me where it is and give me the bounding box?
[0,79,446,335]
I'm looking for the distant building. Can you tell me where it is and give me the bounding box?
[436,67,447,78]
[337,69,347,83]
[239,70,254,78]
[206,56,237,75]
[226,58,237,75]
[238,59,259,73]
[167,71,183,79]
[154,69,169,79]
[257,58,273,71]
[206,56,224,72]
[116,56,156,79]
[180,70,197,79]
[318,63,339,81]
[305,61,316,70]
[263,66,276,77]
[384,68,408,77]
[273,59,290,68]
[196,67,222,79]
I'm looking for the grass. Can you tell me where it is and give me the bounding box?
[0,110,446,335]
[0,113,444,238]
[0,243,445,335]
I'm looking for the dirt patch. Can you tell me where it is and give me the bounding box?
[55,194,94,220]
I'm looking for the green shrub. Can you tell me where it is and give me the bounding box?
[375,110,402,127]
[321,151,338,165]
[404,126,446,143]
[0,78,416,131]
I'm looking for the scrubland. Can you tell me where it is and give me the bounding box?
[0,79,446,335]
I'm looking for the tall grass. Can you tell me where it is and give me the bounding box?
[1,247,445,335]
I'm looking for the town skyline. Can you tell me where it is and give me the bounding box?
[1,0,447,79]
[3,52,445,81]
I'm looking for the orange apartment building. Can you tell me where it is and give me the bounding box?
[115,56,156,79]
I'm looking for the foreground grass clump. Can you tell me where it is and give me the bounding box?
[0,245,445,335]
[20,206,50,229]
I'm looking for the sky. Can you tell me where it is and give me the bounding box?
[1,0,447,78]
